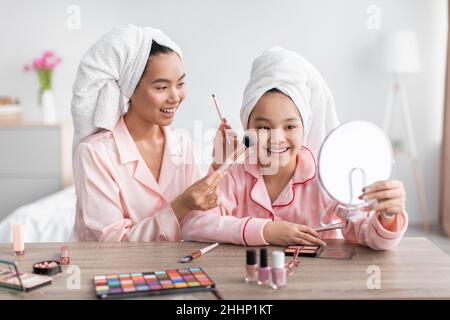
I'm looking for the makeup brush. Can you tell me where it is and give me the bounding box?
[216,133,256,173]
[212,94,225,121]
[314,222,343,232]
[212,94,232,145]
[180,242,219,263]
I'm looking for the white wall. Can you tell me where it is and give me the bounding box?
[0,0,447,225]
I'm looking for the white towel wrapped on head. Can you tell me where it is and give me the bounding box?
[240,46,340,157]
[71,24,182,152]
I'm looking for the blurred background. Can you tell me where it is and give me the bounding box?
[0,0,448,244]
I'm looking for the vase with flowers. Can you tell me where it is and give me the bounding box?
[24,51,62,124]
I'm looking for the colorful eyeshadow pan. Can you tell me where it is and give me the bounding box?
[94,267,216,299]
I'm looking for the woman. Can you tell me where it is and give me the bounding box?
[71,25,224,242]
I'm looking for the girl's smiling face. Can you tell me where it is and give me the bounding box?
[247,90,304,171]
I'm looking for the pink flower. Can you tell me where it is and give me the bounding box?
[33,57,44,69]
[26,50,62,72]
[50,57,62,69]
[42,50,55,59]
[43,56,62,70]
[42,58,50,69]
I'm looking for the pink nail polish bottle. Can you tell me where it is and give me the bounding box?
[271,251,286,289]
[257,248,270,285]
[245,249,257,283]
[61,245,70,265]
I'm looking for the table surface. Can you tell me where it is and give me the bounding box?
[1,237,450,300]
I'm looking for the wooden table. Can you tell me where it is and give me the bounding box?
[1,237,450,299]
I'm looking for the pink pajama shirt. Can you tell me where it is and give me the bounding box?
[73,117,201,242]
[181,147,408,250]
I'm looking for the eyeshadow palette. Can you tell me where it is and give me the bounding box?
[285,245,324,257]
[94,267,216,299]
[318,248,355,260]
[285,245,355,260]
[1,259,53,292]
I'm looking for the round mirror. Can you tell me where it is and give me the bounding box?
[318,120,393,208]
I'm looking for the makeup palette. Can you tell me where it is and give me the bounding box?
[285,245,324,257]
[94,267,216,299]
[0,271,52,291]
[0,259,52,292]
[285,245,355,260]
[318,248,355,260]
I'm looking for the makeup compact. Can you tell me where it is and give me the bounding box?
[33,260,62,276]
[0,259,52,292]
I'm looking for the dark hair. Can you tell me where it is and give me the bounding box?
[264,87,303,124]
[265,88,284,95]
[137,41,175,86]
[149,40,174,57]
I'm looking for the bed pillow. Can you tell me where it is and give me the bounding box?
[0,186,76,243]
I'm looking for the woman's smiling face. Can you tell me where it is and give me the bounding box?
[248,90,304,171]
[129,52,186,126]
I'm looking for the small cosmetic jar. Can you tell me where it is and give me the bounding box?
[33,260,62,276]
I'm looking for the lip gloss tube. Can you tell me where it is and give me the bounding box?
[12,224,25,256]
[245,249,257,283]
[271,251,287,289]
[258,248,270,285]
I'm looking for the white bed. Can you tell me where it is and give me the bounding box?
[0,186,76,243]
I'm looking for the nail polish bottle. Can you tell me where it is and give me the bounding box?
[271,251,287,289]
[61,245,70,265]
[257,248,270,285]
[245,249,257,283]
[12,224,25,256]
